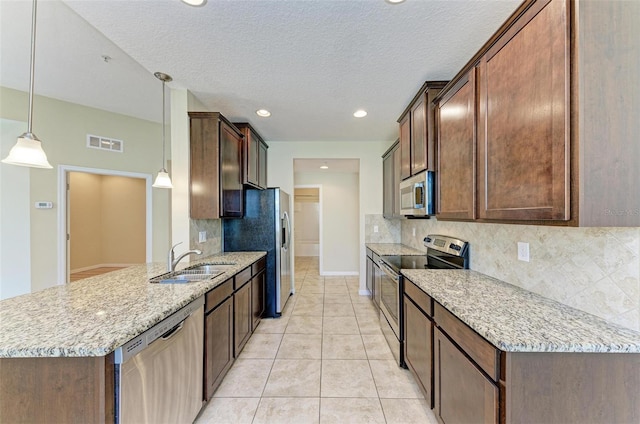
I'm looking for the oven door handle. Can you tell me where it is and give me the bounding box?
[378,261,400,281]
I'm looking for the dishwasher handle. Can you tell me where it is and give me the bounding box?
[160,320,185,340]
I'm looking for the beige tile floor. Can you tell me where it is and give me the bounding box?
[195,256,439,424]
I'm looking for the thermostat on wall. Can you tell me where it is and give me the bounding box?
[35,201,53,209]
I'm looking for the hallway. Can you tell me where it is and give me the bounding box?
[195,256,438,423]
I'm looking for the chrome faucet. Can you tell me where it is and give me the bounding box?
[167,242,202,271]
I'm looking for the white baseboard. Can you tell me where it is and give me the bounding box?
[320,271,359,276]
[70,263,135,273]
[359,289,371,296]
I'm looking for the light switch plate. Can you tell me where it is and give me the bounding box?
[517,242,530,262]
[373,225,379,233]
[412,227,416,237]
[198,231,207,243]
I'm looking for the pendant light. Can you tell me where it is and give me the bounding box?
[2,0,52,169]
[152,72,173,189]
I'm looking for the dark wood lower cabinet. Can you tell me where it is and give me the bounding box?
[402,276,640,423]
[234,280,252,355]
[403,295,433,407]
[204,296,234,401]
[251,271,265,331]
[0,355,114,423]
[434,328,499,424]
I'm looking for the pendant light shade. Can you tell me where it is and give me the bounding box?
[153,169,173,189]
[2,0,52,169]
[152,72,173,189]
[2,133,52,169]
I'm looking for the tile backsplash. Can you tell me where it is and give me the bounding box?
[365,214,401,243]
[189,219,222,257]
[396,218,640,332]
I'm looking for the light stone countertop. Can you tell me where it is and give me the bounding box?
[402,269,640,353]
[0,251,265,358]
[366,243,424,256]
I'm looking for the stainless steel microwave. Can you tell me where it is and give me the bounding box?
[399,170,434,217]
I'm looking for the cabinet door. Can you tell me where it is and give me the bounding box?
[220,121,244,218]
[204,296,234,400]
[392,144,401,216]
[247,129,259,187]
[258,140,268,189]
[366,256,374,299]
[410,95,427,175]
[437,70,477,220]
[373,262,381,308]
[234,281,252,355]
[434,328,498,424]
[382,147,394,219]
[399,114,411,180]
[404,295,432,406]
[477,0,569,221]
[189,116,220,219]
[251,271,265,331]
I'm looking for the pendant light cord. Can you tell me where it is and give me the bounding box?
[161,79,166,170]
[27,0,38,134]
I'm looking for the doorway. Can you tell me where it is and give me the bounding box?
[294,186,322,276]
[58,166,152,283]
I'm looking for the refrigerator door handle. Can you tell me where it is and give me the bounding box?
[283,211,291,251]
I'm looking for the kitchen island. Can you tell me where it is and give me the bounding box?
[0,251,265,423]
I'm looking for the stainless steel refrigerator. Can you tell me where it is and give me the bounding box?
[223,188,292,317]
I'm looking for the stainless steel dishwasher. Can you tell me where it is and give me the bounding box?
[114,296,204,424]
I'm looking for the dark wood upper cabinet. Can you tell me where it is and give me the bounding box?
[433,0,639,226]
[477,0,569,221]
[382,140,400,219]
[189,112,244,219]
[234,122,269,190]
[399,114,411,180]
[436,70,477,220]
[398,81,448,181]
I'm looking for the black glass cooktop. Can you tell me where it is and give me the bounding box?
[380,255,429,273]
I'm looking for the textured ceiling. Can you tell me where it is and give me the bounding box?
[1,0,520,143]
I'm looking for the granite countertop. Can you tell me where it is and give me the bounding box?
[366,243,424,256]
[402,269,640,353]
[0,251,265,358]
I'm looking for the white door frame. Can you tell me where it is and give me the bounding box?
[57,165,153,285]
[293,184,323,274]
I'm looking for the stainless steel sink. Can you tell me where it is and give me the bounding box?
[149,263,236,284]
[184,263,236,273]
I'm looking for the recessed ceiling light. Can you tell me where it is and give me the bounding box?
[256,109,271,117]
[181,0,207,6]
[320,164,329,169]
[353,110,368,118]
[385,0,406,4]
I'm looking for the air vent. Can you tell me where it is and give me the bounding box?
[86,134,124,153]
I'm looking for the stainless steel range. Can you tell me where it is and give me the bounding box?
[378,235,469,367]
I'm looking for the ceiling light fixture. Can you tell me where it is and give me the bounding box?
[385,0,406,4]
[353,110,368,118]
[256,109,271,118]
[152,72,173,189]
[2,0,52,169]
[181,0,207,7]
[320,162,329,170]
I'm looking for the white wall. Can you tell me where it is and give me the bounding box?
[295,172,359,274]
[0,119,31,299]
[268,140,389,291]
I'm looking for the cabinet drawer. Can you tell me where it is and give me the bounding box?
[252,257,266,275]
[404,279,432,317]
[434,302,499,381]
[205,278,234,314]
[235,266,252,290]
